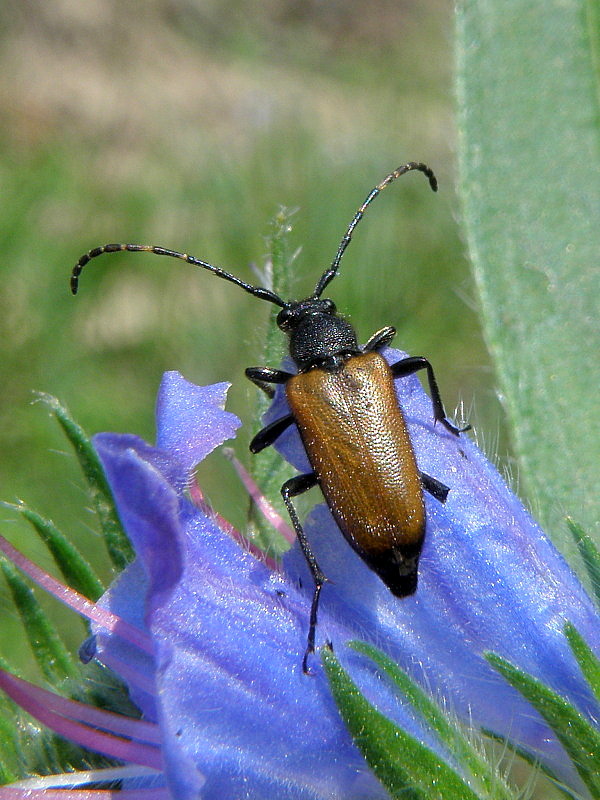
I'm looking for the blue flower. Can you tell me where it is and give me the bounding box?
[1,358,598,797]
[259,348,600,787]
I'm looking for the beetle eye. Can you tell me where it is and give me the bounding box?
[276,307,293,330]
[324,299,336,314]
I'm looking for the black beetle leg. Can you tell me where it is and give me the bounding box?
[246,366,294,399]
[363,326,396,352]
[249,414,294,453]
[419,471,450,503]
[390,356,470,436]
[281,472,327,674]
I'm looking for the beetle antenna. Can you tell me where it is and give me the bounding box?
[313,162,437,299]
[70,243,287,307]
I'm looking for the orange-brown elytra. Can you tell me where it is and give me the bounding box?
[71,162,469,673]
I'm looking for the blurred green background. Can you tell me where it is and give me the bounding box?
[0,2,503,675]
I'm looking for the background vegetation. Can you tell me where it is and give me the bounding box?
[3,3,596,796]
[0,0,500,630]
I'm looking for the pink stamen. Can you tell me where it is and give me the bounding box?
[0,669,159,743]
[189,478,280,571]
[6,765,160,791]
[0,790,171,798]
[222,449,295,544]
[96,651,156,696]
[0,534,153,655]
[0,670,162,770]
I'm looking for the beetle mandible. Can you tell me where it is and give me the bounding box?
[71,162,469,672]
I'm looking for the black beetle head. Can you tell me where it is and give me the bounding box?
[277,297,359,372]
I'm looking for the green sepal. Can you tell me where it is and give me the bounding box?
[486,652,600,796]
[0,501,104,602]
[321,647,481,800]
[481,728,586,800]
[564,622,600,705]
[0,556,79,683]
[567,518,600,607]
[350,641,514,800]
[35,392,133,570]
[247,209,297,555]
[0,655,23,784]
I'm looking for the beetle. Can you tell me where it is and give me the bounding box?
[71,162,469,672]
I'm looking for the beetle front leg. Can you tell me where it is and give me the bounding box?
[281,472,328,674]
[249,414,294,453]
[245,366,294,399]
[363,326,396,352]
[390,356,470,436]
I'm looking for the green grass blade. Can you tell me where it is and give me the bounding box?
[1,501,104,601]
[486,652,600,796]
[35,392,133,569]
[456,0,600,548]
[322,648,482,800]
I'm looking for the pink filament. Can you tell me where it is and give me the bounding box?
[0,534,152,654]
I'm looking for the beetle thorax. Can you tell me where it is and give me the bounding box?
[277,299,359,372]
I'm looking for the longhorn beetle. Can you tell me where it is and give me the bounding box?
[71,162,469,673]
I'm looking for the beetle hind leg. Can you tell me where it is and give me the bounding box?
[280,472,328,674]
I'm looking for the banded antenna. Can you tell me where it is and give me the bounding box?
[71,161,437,307]
[313,161,437,299]
[71,243,286,307]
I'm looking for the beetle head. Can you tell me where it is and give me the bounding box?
[277,298,359,372]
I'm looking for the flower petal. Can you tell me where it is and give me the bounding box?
[275,347,600,785]
[92,376,454,799]
[155,371,240,474]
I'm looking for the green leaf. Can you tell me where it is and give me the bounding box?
[350,641,514,800]
[456,0,600,549]
[0,557,79,683]
[322,648,481,800]
[567,518,600,606]
[486,652,600,796]
[0,501,104,601]
[564,622,600,704]
[35,392,133,569]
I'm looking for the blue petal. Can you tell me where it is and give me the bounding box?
[156,371,241,474]
[92,362,600,795]
[275,348,600,783]
[95,377,433,799]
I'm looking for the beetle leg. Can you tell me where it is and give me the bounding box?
[419,471,449,503]
[390,356,471,436]
[362,326,396,352]
[281,472,328,674]
[249,414,294,453]
[246,366,294,399]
